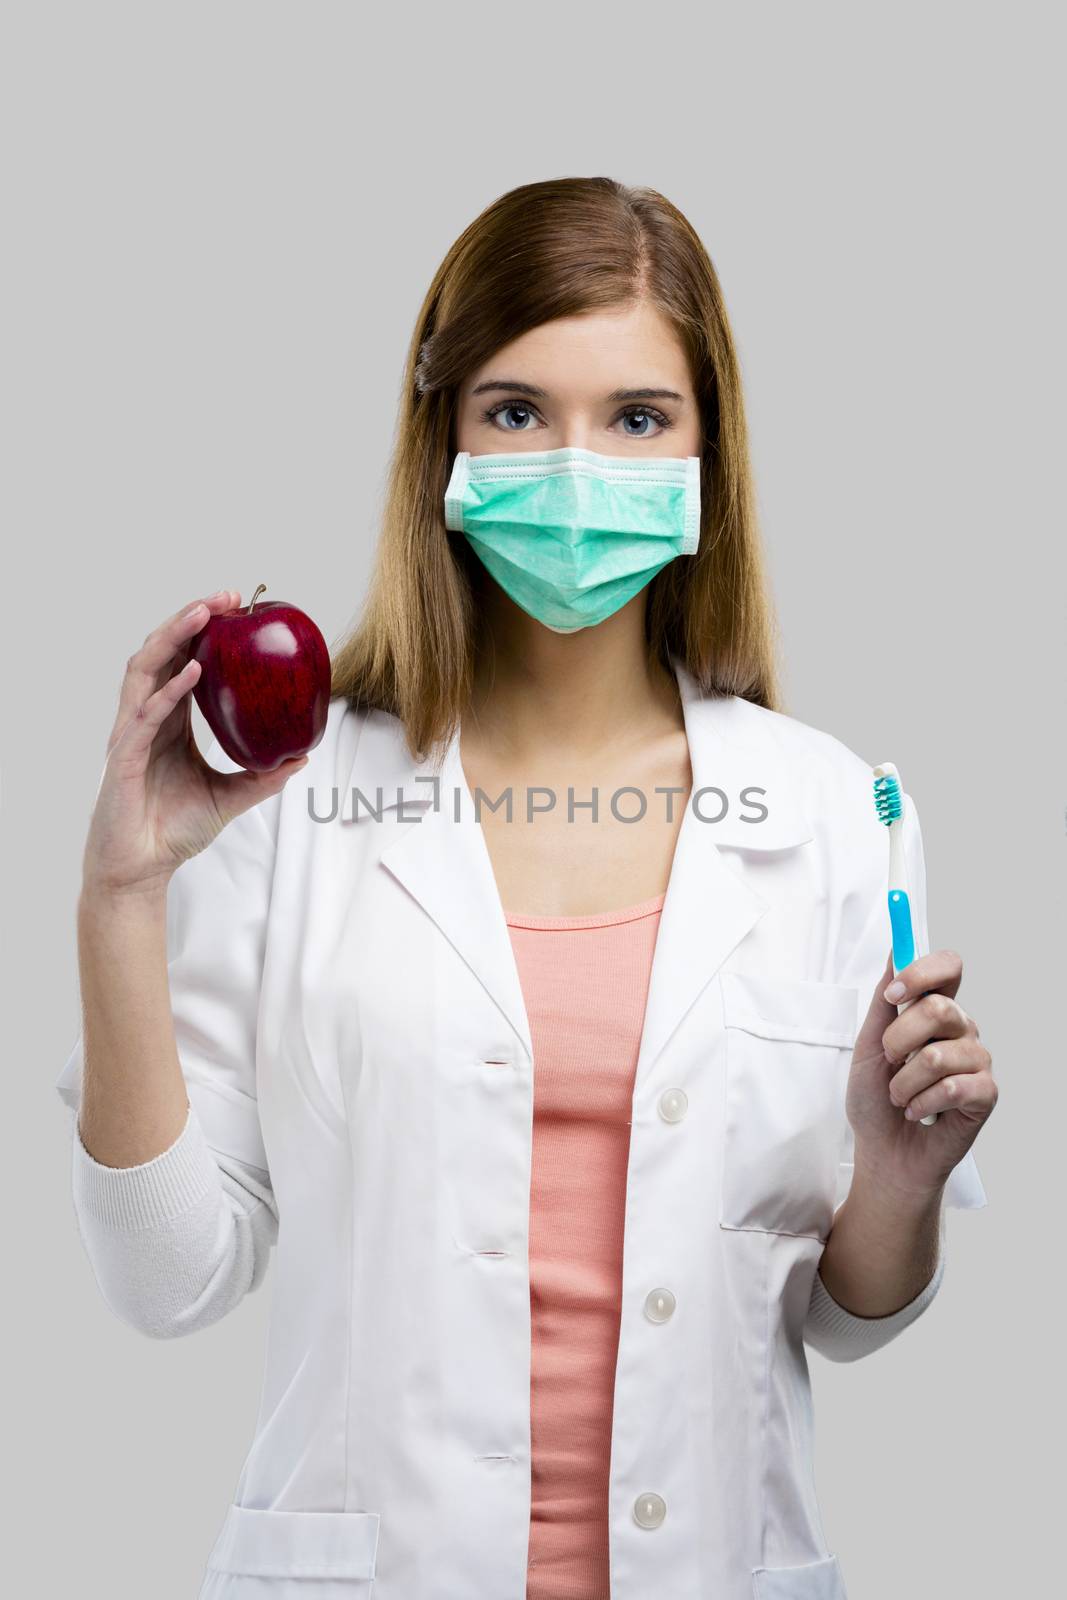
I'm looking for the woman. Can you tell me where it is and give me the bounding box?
[57,178,996,1600]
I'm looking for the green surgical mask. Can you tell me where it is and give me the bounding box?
[443,445,701,633]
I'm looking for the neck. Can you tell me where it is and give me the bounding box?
[466,599,681,763]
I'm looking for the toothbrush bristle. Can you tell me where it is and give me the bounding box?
[873,772,903,824]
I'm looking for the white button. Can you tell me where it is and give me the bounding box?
[658,1088,688,1123]
[644,1287,676,1323]
[633,1491,667,1529]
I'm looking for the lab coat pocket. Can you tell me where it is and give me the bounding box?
[751,1551,848,1598]
[201,1503,380,1593]
[720,971,857,1243]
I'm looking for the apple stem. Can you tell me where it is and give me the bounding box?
[248,584,267,614]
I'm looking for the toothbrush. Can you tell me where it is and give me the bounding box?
[872,762,939,1126]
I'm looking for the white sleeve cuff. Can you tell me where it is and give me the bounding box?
[70,1102,223,1231]
[804,1212,947,1363]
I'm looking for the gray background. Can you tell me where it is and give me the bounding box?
[4,3,1062,1595]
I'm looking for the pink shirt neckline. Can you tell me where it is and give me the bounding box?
[504,890,667,931]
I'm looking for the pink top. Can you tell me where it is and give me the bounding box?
[505,890,667,1600]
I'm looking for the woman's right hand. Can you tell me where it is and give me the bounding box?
[81,590,312,899]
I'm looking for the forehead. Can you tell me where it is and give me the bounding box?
[459,302,693,398]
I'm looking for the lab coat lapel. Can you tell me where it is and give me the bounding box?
[347,716,536,1060]
[339,656,813,1075]
[634,658,813,1084]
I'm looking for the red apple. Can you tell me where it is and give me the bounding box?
[191,584,332,772]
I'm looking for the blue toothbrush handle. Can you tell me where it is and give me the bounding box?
[887,889,938,1126]
[888,889,915,972]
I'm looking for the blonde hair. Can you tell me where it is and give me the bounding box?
[330,176,780,757]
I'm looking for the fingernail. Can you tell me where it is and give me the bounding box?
[884,980,906,1003]
[184,601,207,616]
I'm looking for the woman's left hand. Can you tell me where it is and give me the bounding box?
[847,948,998,1198]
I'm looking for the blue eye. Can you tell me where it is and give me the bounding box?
[483,402,539,432]
[619,409,661,437]
[479,400,674,436]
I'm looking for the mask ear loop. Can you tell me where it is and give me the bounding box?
[443,453,472,532]
[681,455,702,554]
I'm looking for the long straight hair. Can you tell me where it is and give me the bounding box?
[330,176,781,757]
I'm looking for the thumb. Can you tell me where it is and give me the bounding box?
[853,948,898,1062]
[217,753,311,822]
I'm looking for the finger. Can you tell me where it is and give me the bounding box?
[882,989,974,1064]
[902,1064,999,1125]
[162,590,241,697]
[851,950,899,1062]
[108,657,204,771]
[111,590,239,742]
[889,1036,992,1113]
[210,753,311,825]
[883,948,963,1006]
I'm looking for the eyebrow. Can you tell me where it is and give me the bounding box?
[469,378,686,403]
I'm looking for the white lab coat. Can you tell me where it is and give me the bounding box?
[56,654,986,1599]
